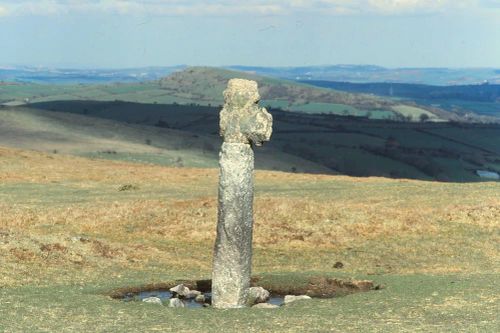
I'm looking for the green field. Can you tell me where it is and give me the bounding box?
[391,105,440,121]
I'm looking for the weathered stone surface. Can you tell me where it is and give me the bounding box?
[212,143,254,308]
[252,303,279,309]
[212,79,272,309]
[219,79,272,146]
[169,284,190,298]
[283,295,312,305]
[168,298,185,308]
[246,287,270,306]
[142,297,162,305]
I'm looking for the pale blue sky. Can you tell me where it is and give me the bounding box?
[0,0,499,68]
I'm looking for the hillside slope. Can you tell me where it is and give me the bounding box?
[161,67,387,107]
[0,107,332,174]
[14,101,500,182]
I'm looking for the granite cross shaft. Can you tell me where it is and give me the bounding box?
[211,79,273,309]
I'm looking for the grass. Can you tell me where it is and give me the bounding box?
[391,105,438,121]
[0,146,499,331]
[1,274,498,332]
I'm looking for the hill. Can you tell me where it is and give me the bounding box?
[1,67,499,182]
[160,67,391,109]
[0,66,184,84]
[8,100,500,182]
[160,67,455,121]
[0,106,330,174]
[1,67,460,122]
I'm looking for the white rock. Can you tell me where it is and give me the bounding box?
[168,298,185,308]
[283,295,312,305]
[169,284,190,297]
[252,303,279,309]
[142,297,162,305]
[195,294,206,303]
[185,290,202,299]
[246,287,270,305]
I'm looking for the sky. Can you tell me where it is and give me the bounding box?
[0,0,499,69]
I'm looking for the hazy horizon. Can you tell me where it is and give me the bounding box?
[1,0,499,69]
[1,64,500,71]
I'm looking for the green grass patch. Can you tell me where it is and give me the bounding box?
[0,273,498,332]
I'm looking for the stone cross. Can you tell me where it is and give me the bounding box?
[212,79,272,308]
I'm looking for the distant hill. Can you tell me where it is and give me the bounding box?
[160,67,463,122]
[301,81,500,103]
[4,65,497,86]
[1,66,460,122]
[160,67,390,108]
[0,66,185,84]
[228,65,500,86]
[300,80,500,120]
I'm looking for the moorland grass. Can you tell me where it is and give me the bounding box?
[0,146,498,332]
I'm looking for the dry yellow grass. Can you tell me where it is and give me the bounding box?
[1,146,499,288]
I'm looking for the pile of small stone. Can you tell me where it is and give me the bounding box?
[169,284,208,307]
[247,287,312,309]
[141,285,313,309]
[142,284,209,308]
